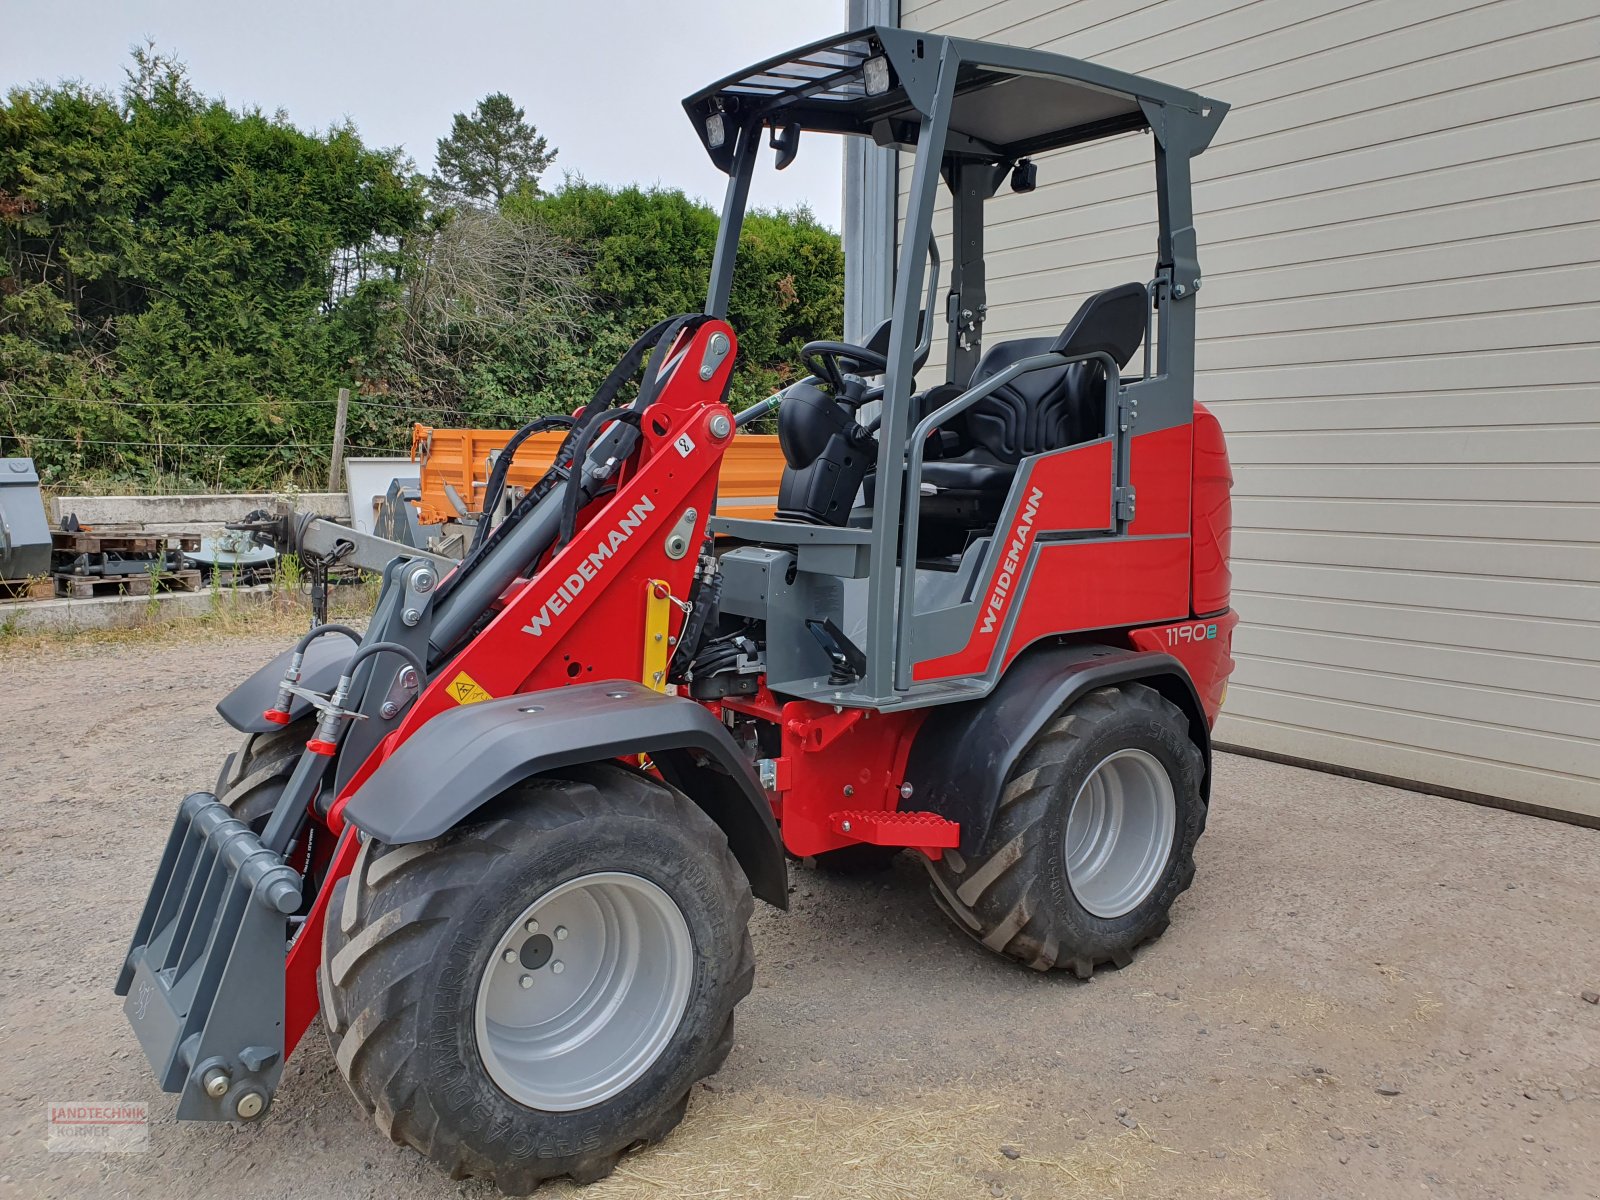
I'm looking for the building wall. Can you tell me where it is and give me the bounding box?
[894,0,1600,820]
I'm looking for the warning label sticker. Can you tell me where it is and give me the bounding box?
[447,671,494,706]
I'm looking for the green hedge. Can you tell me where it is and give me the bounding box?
[1,58,843,490]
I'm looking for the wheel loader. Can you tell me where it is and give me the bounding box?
[116,25,1235,1191]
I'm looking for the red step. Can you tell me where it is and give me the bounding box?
[828,809,960,854]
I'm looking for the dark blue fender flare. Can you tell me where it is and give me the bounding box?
[904,641,1212,859]
[339,680,788,909]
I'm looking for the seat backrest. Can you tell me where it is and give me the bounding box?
[855,309,930,374]
[958,283,1147,464]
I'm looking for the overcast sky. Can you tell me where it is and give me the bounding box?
[0,0,848,226]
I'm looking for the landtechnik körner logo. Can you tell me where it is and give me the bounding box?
[46,1101,150,1154]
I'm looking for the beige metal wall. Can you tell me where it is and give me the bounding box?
[897,0,1600,820]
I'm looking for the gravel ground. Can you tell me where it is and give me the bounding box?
[1,631,1597,1200]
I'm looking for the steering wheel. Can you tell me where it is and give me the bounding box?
[801,340,890,395]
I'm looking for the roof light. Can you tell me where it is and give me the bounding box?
[863,56,891,96]
[705,113,726,149]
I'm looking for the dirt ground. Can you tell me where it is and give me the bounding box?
[1,630,1597,1200]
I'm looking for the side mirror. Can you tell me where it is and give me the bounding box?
[770,122,801,171]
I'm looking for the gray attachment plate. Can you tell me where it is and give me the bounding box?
[115,792,300,1120]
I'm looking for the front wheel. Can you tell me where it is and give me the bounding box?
[925,682,1206,977]
[319,762,755,1191]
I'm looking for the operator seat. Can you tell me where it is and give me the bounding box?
[918,282,1149,538]
[774,312,927,526]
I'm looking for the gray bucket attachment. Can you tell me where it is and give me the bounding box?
[115,792,302,1121]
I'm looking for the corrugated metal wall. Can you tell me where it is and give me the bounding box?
[896,0,1600,820]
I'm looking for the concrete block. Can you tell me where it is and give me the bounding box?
[0,584,272,634]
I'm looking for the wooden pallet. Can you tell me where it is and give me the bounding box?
[51,530,202,555]
[53,569,203,599]
[0,577,55,601]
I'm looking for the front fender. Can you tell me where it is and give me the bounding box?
[216,637,354,734]
[340,681,787,908]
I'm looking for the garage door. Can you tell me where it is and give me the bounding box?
[896,0,1600,820]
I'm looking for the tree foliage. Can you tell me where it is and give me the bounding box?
[432,93,555,207]
[507,181,844,409]
[0,48,425,486]
[1,54,844,490]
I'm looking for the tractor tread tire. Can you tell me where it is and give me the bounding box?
[321,762,755,1193]
[217,723,312,822]
[924,683,1206,977]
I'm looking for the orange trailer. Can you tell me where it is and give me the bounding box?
[409,422,785,525]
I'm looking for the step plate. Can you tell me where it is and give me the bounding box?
[828,809,960,851]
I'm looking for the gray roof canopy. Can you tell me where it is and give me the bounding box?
[683,26,1226,171]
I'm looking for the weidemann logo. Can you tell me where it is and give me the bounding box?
[980,486,1043,635]
[522,494,656,637]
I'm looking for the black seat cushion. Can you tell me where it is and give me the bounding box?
[929,282,1149,494]
[921,447,1013,495]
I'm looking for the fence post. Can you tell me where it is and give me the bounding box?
[328,386,350,491]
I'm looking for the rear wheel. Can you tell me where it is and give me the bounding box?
[319,761,755,1191]
[924,683,1205,977]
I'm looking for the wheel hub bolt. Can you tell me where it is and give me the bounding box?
[555,926,569,941]
[551,961,565,975]
[519,975,534,989]
[502,949,518,964]
[525,919,539,933]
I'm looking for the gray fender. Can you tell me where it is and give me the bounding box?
[340,680,788,908]
[904,642,1211,858]
[216,637,354,734]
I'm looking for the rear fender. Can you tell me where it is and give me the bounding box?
[337,681,787,908]
[904,642,1210,858]
[215,637,354,734]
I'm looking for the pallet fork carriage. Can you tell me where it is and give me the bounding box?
[118,26,1236,1191]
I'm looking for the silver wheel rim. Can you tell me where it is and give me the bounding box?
[1063,748,1177,919]
[474,871,693,1111]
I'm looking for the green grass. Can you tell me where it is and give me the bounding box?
[0,571,376,653]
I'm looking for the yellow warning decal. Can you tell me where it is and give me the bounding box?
[447,671,494,706]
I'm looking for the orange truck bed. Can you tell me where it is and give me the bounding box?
[410,423,785,526]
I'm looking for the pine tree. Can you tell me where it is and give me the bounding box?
[432,93,556,207]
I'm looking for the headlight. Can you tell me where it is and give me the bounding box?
[863,56,891,96]
[705,113,726,149]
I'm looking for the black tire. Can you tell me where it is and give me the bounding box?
[319,761,756,1192]
[924,683,1206,977]
[216,722,314,827]
[216,721,322,925]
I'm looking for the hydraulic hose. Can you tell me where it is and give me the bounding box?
[555,408,640,548]
[292,623,362,654]
[436,314,694,606]
[342,639,426,680]
[470,414,576,555]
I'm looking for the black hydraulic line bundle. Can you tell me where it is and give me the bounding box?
[437,313,713,606]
